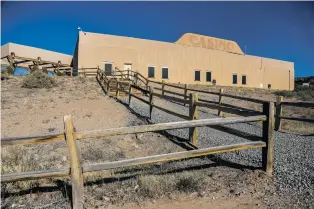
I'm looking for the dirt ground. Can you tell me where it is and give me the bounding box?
[1,77,293,208]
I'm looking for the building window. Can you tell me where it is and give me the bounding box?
[104,62,113,76]
[162,67,168,79]
[242,75,247,85]
[232,74,238,84]
[148,66,155,78]
[206,71,212,82]
[195,70,201,81]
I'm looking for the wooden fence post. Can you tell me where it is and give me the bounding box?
[189,93,199,147]
[107,80,111,96]
[146,80,149,90]
[162,80,165,96]
[134,73,138,86]
[116,81,120,99]
[64,115,84,209]
[218,88,224,116]
[184,84,188,106]
[275,96,283,131]
[128,84,132,106]
[262,102,275,176]
[149,86,154,119]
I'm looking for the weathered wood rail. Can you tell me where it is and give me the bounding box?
[1,108,274,208]
[274,96,314,131]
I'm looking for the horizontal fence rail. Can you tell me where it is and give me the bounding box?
[75,115,266,140]
[2,168,70,182]
[1,133,65,146]
[275,96,314,131]
[83,141,266,173]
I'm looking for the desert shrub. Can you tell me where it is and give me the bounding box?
[175,173,205,193]
[21,71,57,89]
[56,71,66,76]
[275,85,314,101]
[77,76,86,83]
[1,68,10,80]
[137,175,175,198]
[275,90,294,98]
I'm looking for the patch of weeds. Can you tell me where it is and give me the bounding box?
[175,173,205,193]
[21,71,57,89]
[77,76,86,83]
[42,119,50,124]
[56,71,66,76]
[48,128,56,132]
[137,175,175,199]
[84,113,92,118]
[82,144,125,163]
[275,86,314,101]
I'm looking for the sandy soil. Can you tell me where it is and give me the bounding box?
[1,77,290,209]
[108,194,265,209]
[1,77,129,138]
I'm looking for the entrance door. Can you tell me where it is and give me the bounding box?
[104,62,113,76]
[124,63,132,79]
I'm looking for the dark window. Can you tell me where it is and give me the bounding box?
[148,66,155,78]
[232,74,238,84]
[162,67,168,79]
[206,72,212,82]
[104,63,113,75]
[195,71,201,81]
[242,75,247,85]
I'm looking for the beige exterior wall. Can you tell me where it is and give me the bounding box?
[77,31,294,90]
[1,43,73,65]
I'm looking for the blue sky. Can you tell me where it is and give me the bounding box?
[1,1,313,77]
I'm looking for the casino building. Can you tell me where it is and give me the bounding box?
[73,31,294,90]
[1,31,294,90]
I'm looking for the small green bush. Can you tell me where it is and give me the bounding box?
[21,71,57,89]
[56,71,66,76]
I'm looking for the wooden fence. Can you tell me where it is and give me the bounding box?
[2,108,274,209]
[2,70,276,209]
[138,78,266,118]
[115,71,312,134]
[275,96,314,131]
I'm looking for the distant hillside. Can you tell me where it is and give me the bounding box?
[295,76,314,84]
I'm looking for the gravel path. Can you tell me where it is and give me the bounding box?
[118,95,314,208]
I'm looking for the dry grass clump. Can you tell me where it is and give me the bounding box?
[275,86,314,101]
[137,174,176,198]
[21,71,57,89]
[175,173,205,193]
[1,66,14,80]
[85,170,208,207]
[1,142,68,194]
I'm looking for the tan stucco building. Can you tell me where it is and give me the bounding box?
[74,31,294,90]
[1,31,294,90]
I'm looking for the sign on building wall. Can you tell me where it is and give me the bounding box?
[176,33,244,55]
